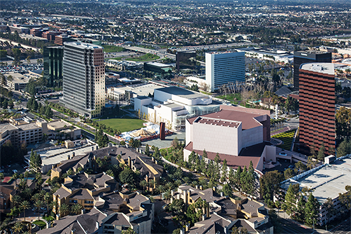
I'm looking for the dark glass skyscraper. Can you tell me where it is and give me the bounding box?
[293,51,331,90]
[43,46,63,88]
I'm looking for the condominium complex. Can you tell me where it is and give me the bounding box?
[205,51,245,92]
[61,42,105,118]
[293,51,331,90]
[43,46,63,88]
[299,63,335,153]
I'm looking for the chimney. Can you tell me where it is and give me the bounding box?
[155,160,158,165]
[131,159,134,169]
[187,190,191,203]
[96,146,98,150]
[195,185,199,190]
[92,146,94,151]
[152,157,155,162]
[56,214,60,220]
[206,206,210,218]
[81,209,85,214]
[171,190,174,196]
[220,192,224,197]
[145,174,149,182]
[67,155,70,160]
[128,156,131,167]
[120,150,123,155]
[202,214,206,221]
[200,185,203,190]
[213,186,216,192]
[72,152,75,157]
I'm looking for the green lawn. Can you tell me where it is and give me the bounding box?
[97,118,145,133]
[127,53,160,62]
[112,53,160,62]
[33,220,46,229]
[272,129,296,150]
[103,45,126,53]
[217,93,242,104]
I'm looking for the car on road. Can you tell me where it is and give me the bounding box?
[279,152,288,156]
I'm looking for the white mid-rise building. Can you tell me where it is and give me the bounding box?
[205,51,245,92]
[134,87,220,131]
[61,42,105,118]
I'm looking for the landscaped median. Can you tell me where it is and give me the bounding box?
[271,129,296,151]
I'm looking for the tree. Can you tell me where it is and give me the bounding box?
[338,186,351,214]
[12,222,23,234]
[307,156,317,169]
[323,198,336,225]
[284,183,300,216]
[20,200,30,221]
[234,166,242,190]
[45,106,53,118]
[284,168,294,179]
[34,200,43,214]
[29,149,42,173]
[119,168,135,184]
[294,161,307,174]
[295,197,306,222]
[145,144,150,156]
[60,203,70,217]
[221,159,227,182]
[310,142,316,158]
[71,203,83,215]
[317,142,325,162]
[336,139,351,157]
[260,170,284,204]
[304,193,320,227]
[122,228,137,234]
[222,184,232,197]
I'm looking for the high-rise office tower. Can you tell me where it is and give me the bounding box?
[293,51,331,90]
[61,42,105,118]
[299,63,335,153]
[43,46,63,88]
[205,51,245,92]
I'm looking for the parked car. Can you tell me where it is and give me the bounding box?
[279,152,288,156]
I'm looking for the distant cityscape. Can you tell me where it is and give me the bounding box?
[0,0,351,234]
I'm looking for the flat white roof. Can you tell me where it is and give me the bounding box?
[282,156,351,204]
[64,41,103,50]
[300,63,335,75]
[39,143,97,166]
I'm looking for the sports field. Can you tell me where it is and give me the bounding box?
[98,118,145,133]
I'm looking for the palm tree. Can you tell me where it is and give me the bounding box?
[12,222,23,234]
[31,193,40,203]
[44,193,52,212]
[12,172,18,188]
[34,200,43,216]
[71,203,82,215]
[20,200,30,222]
[140,180,147,191]
[60,204,70,217]
[12,195,22,207]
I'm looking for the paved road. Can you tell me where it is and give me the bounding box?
[330,217,351,233]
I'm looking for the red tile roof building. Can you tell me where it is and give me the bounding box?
[184,105,271,172]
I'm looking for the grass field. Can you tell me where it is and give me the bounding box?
[98,118,145,133]
[217,93,242,104]
[272,129,296,150]
[103,45,126,53]
[112,53,160,62]
[127,53,160,62]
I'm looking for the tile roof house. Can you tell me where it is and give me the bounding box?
[180,186,273,234]
[53,172,117,216]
